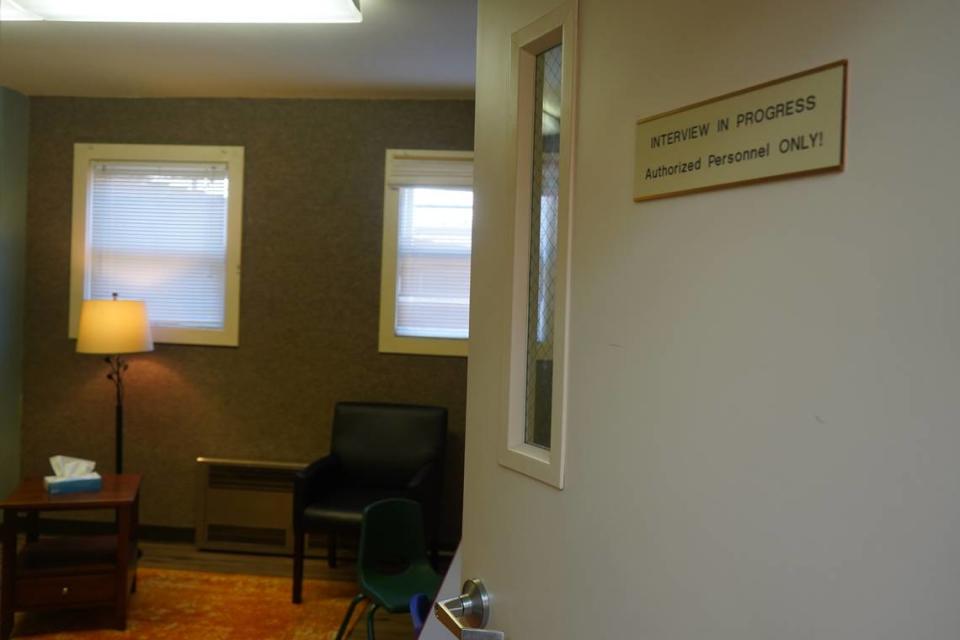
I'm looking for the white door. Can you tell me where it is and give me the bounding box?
[453,1,960,639]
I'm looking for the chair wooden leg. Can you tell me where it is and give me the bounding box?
[334,593,366,640]
[366,602,380,640]
[328,530,338,569]
[292,527,305,604]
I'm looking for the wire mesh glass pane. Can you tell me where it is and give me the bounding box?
[524,44,562,448]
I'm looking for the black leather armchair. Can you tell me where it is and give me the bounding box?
[292,401,447,604]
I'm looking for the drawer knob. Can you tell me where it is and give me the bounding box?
[61,587,70,596]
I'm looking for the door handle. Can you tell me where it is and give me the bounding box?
[435,579,504,639]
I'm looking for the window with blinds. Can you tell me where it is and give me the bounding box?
[69,144,244,346]
[89,161,229,329]
[379,149,474,356]
[396,187,473,339]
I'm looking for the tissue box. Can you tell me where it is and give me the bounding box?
[44,473,102,495]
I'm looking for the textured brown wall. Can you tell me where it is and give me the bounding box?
[23,97,473,545]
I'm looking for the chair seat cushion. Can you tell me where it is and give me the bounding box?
[362,563,442,613]
[303,488,407,528]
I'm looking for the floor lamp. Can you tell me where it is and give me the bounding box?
[76,294,154,474]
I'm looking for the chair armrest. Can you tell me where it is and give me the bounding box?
[294,455,340,525]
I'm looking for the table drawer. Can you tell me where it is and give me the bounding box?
[16,574,116,608]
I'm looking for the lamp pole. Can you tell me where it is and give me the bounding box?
[105,355,129,474]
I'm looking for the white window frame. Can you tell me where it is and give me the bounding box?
[379,149,474,357]
[498,1,577,489]
[68,143,244,347]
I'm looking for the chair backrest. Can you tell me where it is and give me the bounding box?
[330,402,447,488]
[359,498,429,573]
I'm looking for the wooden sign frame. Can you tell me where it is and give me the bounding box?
[633,60,848,202]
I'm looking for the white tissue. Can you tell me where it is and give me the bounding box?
[49,455,97,478]
[44,455,101,493]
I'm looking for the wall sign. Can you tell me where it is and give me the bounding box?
[634,61,847,202]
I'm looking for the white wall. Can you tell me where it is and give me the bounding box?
[467,0,960,638]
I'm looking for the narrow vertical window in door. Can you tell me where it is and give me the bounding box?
[498,1,576,488]
[524,44,563,449]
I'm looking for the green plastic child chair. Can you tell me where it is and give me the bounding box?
[335,498,442,640]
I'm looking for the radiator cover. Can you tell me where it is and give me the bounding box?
[195,457,308,555]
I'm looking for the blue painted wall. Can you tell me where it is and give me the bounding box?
[0,86,28,502]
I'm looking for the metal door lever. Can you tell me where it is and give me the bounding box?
[435,579,504,639]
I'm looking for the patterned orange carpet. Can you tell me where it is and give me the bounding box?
[12,567,359,639]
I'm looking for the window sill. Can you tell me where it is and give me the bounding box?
[378,333,468,357]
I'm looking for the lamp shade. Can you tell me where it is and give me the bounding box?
[76,299,154,354]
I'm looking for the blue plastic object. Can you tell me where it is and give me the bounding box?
[410,593,432,637]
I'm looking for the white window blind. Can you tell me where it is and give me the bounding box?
[386,154,474,188]
[395,187,473,338]
[87,160,229,330]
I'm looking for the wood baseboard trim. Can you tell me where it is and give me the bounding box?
[33,518,459,557]
[36,518,194,543]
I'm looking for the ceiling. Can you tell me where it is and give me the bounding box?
[0,0,477,98]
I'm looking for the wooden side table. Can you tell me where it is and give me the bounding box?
[0,474,141,640]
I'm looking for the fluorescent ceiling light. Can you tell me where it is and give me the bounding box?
[2,0,362,23]
[0,0,43,21]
